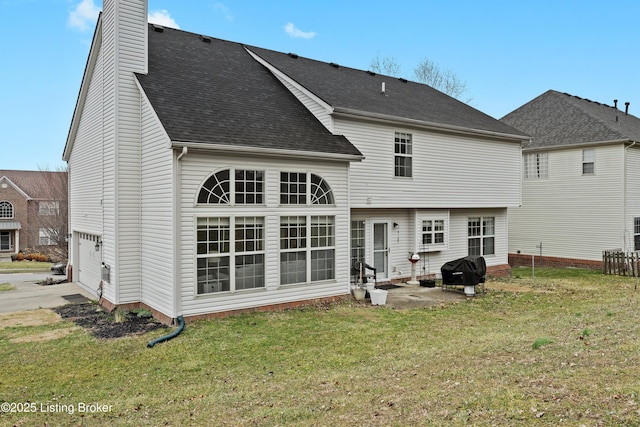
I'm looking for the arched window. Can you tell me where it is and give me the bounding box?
[198,170,230,204]
[0,201,13,218]
[310,174,334,205]
[280,173,335,205]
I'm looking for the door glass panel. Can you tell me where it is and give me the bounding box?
[373,223,388,277]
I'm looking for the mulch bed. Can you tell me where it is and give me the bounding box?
[53,303,167,339]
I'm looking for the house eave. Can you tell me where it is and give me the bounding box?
[332,107,529,143]
[522,138,634,153]
[0,176,32,200]
[171,141,364,162]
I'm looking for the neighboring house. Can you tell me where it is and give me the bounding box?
[502,90,640,268]
[63,0,527,324]
[0,170,68,262]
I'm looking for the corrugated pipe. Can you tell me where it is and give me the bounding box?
[147,315,184,348]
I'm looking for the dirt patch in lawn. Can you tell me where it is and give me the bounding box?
[10,327,80,343]
[0,309,62,329]
[53,303,168,339]
[486,282,553,293]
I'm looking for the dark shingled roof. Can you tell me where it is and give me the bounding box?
[136,26,361,158]
[501,90,640,149]
[248,46,525,137]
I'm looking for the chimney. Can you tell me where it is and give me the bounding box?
[625,102,630,115]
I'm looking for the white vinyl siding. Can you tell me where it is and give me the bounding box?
[336,119,521,209]
[509,144,624,261]
[178,152,350,317]
[139,94,175,316]
[351,208,508,281]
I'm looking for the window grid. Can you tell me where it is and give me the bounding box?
[280,172,307,204]
[468,216,495,256]
[310,174,334,205]
[311,215,335,248]
[198,170,230,204]
[394,132,413,177]
[422,219,445,245]
[350,220,366,268]
[280,216,307,250]
[235,170,264,204]
[524,153,548,179]
[196,217,265,294]
[0,201,13,219]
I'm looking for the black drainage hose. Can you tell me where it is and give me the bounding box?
[147,315,184,348]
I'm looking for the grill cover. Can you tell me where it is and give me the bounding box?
[440,256,486,286]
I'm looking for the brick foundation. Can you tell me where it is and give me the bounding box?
[509,253,602,270]
[98,294,350,326]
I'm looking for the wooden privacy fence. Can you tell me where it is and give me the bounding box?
[603,249,640,277]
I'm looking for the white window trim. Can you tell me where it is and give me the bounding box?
[524,152,548,179]
[394,131,413,178]
[468,216,496,257]
[415,210,449,253]
[582,149,595,175]
[195,216,266,296]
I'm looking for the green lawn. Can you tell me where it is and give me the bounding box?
[1,267,639,426]
[0,261,53,271]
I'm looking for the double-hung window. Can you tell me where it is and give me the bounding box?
[39,201,60,216]
[634,217,640,251]
[582,149,595,175]
[280,215,335,285]
[468,217,495,256]
[394,132,412,177]
[196,216,264,294]
[422,219,445,246]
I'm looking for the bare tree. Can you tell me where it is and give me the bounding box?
[413,57,471,103]
[369,54,471,103]
[36,165,68,261]
[369,54,402,77]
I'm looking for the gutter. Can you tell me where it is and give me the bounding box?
[171,141,364,162]
[332,107,529,142]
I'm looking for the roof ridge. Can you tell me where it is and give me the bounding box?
[555,91,627,139]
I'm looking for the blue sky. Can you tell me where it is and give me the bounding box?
[1,0,639,170]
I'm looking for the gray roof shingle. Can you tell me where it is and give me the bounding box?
[501,90,640,149]
[136,26,361,158]
[248,46,525,137]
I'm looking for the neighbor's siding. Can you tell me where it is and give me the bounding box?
[335,118,522,209]
[509,144,624,261]
[624,145,640,251]
[139,94,175,317]
[178,153,351,318]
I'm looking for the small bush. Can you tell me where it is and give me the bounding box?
[131,308,153,319]
[15,252,24,261]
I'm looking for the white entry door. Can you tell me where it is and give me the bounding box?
[372,222,389,279]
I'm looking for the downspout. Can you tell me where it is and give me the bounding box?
[147,315,184,348]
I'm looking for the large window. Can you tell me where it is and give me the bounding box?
[0,201,13,219]
[0,231,12,251]
[198,169,264,205]
[196,217,264,294]
[524,152,548,179]
[394,132,412,177]
[280,215,335,285]
[468,217,495,256]
[582,149,595,175]
[39,229,55,246]
[634,217,640,251]
[280,173,334,205]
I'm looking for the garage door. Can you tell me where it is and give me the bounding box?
[77,232,102,291]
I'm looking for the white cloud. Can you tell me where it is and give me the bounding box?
[68,0,100,32]
[213,3,234,22]
[284,22,316,39]
[148,9,180,29]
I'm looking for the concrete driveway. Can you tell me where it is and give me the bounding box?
[0,272,93,313]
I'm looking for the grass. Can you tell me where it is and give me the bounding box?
[2,267,640,426]
[0,282,16,291]
[0,261,53,271]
